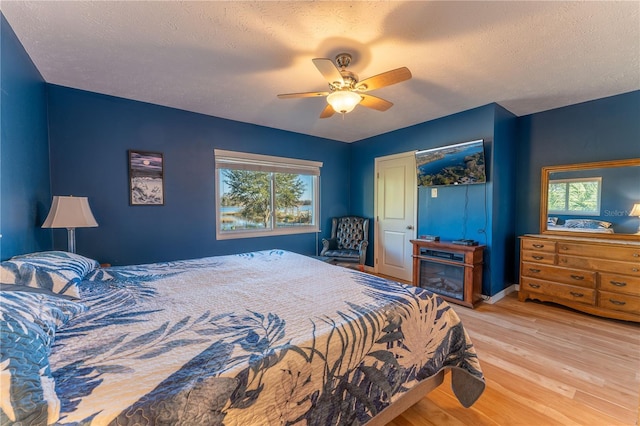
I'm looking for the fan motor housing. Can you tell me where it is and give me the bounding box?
[330,70,358,91]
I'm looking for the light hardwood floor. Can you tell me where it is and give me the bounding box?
[386,292,640,426]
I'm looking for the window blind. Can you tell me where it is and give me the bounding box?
[214,149,322,176]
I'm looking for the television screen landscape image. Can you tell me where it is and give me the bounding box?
[415,140,486,186]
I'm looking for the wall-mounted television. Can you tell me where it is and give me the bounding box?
[415,139,486,186]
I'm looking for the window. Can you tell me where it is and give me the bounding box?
[214,150,322,239]
[548,177,602,215]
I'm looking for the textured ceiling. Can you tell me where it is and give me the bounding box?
[2,1,639,143]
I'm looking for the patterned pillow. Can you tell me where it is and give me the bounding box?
[0,251,99,299]
[0,291,87,425]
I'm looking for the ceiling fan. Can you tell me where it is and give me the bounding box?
[277,53,412,118]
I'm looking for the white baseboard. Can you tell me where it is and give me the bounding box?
[482,284,517,304]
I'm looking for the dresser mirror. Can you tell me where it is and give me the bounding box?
[540,158,640,241]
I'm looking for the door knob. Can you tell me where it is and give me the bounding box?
[406,225,414,230]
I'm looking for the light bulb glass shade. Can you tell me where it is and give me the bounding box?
[327,90,362,114]
[630,203,640,217]
[42,196,98,229]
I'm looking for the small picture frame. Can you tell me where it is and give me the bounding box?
[129,150,164,205]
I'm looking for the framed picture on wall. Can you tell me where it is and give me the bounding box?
[129,150,164,205]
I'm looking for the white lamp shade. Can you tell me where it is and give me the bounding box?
[630,203,640,217]
[327,90,362,114]
[42,196,98,229]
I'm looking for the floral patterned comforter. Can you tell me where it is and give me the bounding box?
[43,250,484,425]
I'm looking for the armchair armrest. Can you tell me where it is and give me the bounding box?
[357,240,369,265]
[321,238,338,256]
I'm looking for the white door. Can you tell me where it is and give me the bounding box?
[375,152,416,282]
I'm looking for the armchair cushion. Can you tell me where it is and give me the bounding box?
[321,249,360,260]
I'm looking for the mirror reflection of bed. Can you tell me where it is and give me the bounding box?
[540,158,640,239]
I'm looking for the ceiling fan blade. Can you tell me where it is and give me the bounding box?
[277,91,329,99]
[312,58,344,85]
[356,67,412,92]
[360,94,393,111]
[319,104,335,119]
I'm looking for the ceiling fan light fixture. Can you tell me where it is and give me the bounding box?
[327,90,362,114]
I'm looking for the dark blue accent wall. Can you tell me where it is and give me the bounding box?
[0,14,52,260]
[350,104,518,296]
[350,104,496,220]
[489,105,518,295]
[515,91,640,240]
[46,85,350,265]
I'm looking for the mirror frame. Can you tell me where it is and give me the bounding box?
[540,158,640,241]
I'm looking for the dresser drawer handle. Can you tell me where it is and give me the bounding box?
[528,268,541,273]
[569,292,584,298]
[609,299,626,306]
[527,283,541,289]
[532,244,544,248]
[570,275,585,281]
[634,253,639,258]
[610,280,627,287]
[532,255,544,260]
[561,246,569,251]
[633,268,639,272]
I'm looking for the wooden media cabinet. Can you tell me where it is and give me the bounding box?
[411,239,485,308]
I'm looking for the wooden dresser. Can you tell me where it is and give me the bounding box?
[519,234,640,322]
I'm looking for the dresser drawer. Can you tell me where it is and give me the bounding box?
[521,262,595,288]
[557,242,640,262]
[598,291,640,314]
[521,250,556,265]
[558,255,640,277]
[521,239,556,253]
[599,273,640,296]
[521,277,595,305]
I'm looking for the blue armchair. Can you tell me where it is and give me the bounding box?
[321,216,369,270]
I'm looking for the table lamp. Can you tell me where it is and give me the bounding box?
[42,196,98,253]
[630,203,640,233]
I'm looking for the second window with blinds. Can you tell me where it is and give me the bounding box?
[214,149,322,239]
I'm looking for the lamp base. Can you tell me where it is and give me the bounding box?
[67,228,77,254]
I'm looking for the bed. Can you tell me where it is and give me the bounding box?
[547,218,615,233]
[1,250,485,425]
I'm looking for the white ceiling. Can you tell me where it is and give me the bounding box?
[2,1,639,143]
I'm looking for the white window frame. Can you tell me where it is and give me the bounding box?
[214,149,322,240]
[548,177,602,216]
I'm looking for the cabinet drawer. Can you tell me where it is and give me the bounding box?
[598,291,640,314]
[521,277,595,305]
[599,273,640,296]
[558,255,640,277]
[557,242,640,262]
[521,262,595,288]
[521,239,556,253]
[521,250,556,265]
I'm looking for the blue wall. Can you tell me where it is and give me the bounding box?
[489,104,518,295]
[46,85,350,265]
[350,104,496,222]
[0,14,52,260]
[350,104,514,296]
[515,91,640,239]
